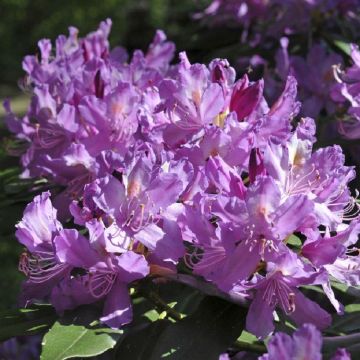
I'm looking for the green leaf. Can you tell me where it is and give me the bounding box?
[333,40,351,56]
[331,281,360,302]
[286,234,302,248]
[0,305,57,342]
[143,308,162,322]
[346,343,360,358]
[0,167,19,180]
[41,320,123,360]
[329,304,360,335]
[114,319,170,359]
[330,311,360,335]
[148,296,247,360]
[235,330,266,353]
[345,304,360,312]
[237,330,258,344]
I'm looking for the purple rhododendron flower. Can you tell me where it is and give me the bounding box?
[16,192,69,303]
[259,324,351,360]
[266,40,342,118]
[246,252,331,338]
[332,44,360,139]
[16,192,150,328]
[53,229,149,328]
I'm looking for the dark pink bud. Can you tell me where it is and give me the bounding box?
[82,42,89,62]
[249,148,265,183]
[230,76,263,121]
[94,70,105,99]
[212,64,226,83]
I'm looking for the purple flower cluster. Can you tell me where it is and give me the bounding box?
[196,0,360,126]
[198,0,359,39]
[332,44,360,139]
[4,19,176,219]
[5,20,360,338]
[265,40,342,118]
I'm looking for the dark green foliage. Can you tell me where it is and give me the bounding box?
[0,305,56,342]
[0,0,211,90]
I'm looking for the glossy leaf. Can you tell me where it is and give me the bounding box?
[148,296,247,360]
[116,320,170,359]
[41,320,123,360]
[333,39,351,56]
[286,234,302,249]
[329,304,360,335]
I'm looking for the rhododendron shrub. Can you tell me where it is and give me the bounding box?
[1,18,360,360]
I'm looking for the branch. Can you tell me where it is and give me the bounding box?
[143,290,183,321]
[165,273,249,308]
[323,332,360,352]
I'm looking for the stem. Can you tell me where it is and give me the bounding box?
[165,274,249,308]
[323,332,360,351]
[144,290,183,321]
